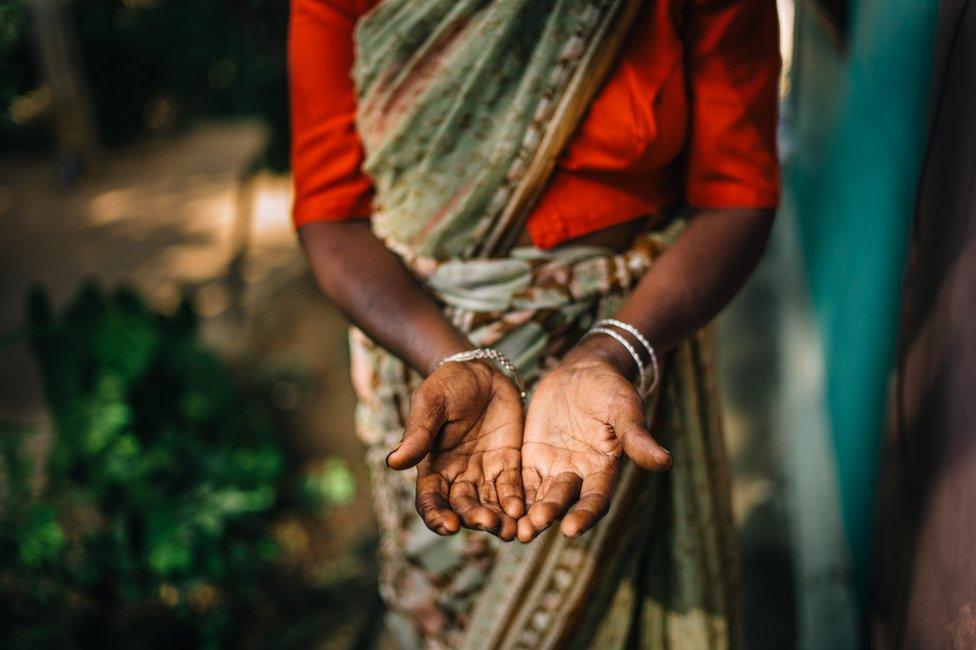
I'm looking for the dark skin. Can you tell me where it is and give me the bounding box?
[299,207,772,542]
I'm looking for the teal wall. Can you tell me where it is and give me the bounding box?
[790,0,940,593]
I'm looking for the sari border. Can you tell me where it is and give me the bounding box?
[470,0,647,258]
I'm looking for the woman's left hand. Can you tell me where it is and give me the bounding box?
[517,338,672,542]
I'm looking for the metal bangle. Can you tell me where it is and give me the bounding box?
[581,327,647,391]
[594,318,660,396]
[437,348,526,399]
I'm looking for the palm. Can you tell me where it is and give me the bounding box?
[519,354,670,542]
[388,360,524,541]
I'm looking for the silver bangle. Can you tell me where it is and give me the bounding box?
[581,327,647,391]
[437,348,526,399]
[594,318,660,396]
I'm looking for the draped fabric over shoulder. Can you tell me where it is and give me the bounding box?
[354,0,615,257]
[346,1,743,647]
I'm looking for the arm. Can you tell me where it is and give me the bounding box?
[300,222,526,540]
[611,0,782,353]
[290,1,524,539]
[583,207,773,366]
[290,0,469,376]
[518,209,772,542]
[299,220,470,377]
[518,0,781,542]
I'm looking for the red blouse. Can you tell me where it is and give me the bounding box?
[289,0,781,249]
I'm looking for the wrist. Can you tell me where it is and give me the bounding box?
[420,336,474,377]
[570,335,640,382]
[433,348,526,398]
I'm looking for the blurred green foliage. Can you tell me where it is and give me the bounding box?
[1,0,289,169]
[0,283,354,647]
[302,457,357,509]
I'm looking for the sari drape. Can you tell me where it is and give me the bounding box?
[347,1,743,647]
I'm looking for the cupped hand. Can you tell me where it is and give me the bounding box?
[387,359,525,541]
[517,340,672,543]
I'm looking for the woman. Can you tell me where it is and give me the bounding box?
[290,0,780,647]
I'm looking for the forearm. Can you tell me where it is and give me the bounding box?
[299,220,471,376]
[580,208,774,375]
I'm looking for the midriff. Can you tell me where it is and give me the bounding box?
[514,215,653,252]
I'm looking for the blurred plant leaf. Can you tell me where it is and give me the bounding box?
[17,504,66,567]
[302,457,357,508]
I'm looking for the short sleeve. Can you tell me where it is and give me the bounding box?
[684,0,781,209]
[289,0,375,228]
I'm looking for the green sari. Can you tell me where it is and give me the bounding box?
[347,1,742,647]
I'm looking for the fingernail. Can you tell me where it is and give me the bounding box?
[658,448,673,469]
[385,443,402,467]
[387,441,402,459]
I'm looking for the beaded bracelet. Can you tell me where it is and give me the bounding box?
[437,348,527,400]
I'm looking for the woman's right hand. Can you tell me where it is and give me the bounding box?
[386,360,525,541]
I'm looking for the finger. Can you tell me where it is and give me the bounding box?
[521,467,542,507]
[477,478,498,506]
[619,425,672,471]
[608,400,671,471]
[528,472,582,528]
[517,516,536,544]
[388,388,446,470]
[416,471,460,535]
[520,472,582,542]
[495,468,525,519]
[478,478,518,542]
[450,480,501,533]
[494,510,518,542]
[560,471,616,538]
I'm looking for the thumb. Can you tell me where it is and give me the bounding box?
[387,388,446,470]
[609,399,672,471]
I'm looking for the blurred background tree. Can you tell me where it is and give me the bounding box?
[0,1,42,147]
[1,0,289,169]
